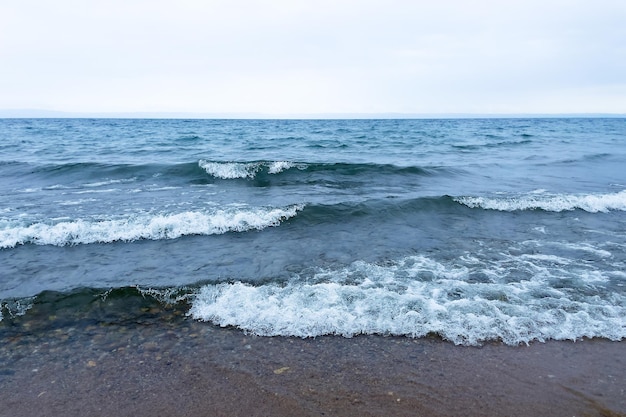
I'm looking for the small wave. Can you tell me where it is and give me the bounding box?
[58,198,99,206]
[455,190,626,213]
[198,160,302,179]
[189,256,625,345]
[9,161,206,185]
[198,160,447,180]
[0,287,190,325]
[0,205,303,248]
[11,160,451,186]
[82,178,137,188]
[452,139,532,151]
[17,187,42,193]
[178,134,202,141]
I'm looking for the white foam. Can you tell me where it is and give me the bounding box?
[0,204,303,248]
[44,185,70,190]
[189,256,625,345]
[0,298,34,322]
[199,161,260,179]
[72,188,119,194]
[268,161,296,174]
[146,186,182,191]
[20,185,73,193]
[456,190,626,212]
[135,286,194,304]
[198,160,303,179]
[83,178,137,188]
[558,242,612,258]
[519,254,571,264]
[58,198,98,206]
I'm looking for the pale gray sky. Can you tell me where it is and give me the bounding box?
[1,0,625,115]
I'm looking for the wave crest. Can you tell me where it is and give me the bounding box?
[455,190,626,212]
[0,205,303,248]
[198,160,302,179]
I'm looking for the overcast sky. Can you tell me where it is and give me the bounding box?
[1,0,625,115]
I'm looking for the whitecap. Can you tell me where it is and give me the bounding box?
[0,204,303,248]
[199,161,260,179]
[198,160,304,179]
[267,161,294,174]
[455,190,626,213]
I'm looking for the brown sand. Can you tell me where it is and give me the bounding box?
[1,317,624,417]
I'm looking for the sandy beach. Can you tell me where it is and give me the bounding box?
[1,307,624,417]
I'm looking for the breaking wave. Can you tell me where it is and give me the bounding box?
[0,204,303,248]
[198,160,303,179]
[455,190,626,213]
[189,255,625,345]
[197,160,446,180]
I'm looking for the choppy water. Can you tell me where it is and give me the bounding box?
[1,118,625,345]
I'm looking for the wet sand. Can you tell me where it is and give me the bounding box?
[1,309,624,417]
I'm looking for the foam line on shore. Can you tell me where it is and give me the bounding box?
[189,256,625,345]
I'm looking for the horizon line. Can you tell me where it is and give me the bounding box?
[1,109,625,120]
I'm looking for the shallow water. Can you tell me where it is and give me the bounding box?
[1,307,624,417]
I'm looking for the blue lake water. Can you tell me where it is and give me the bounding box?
[1,118,625,345]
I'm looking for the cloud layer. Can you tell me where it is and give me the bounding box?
[1,0,625,114]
